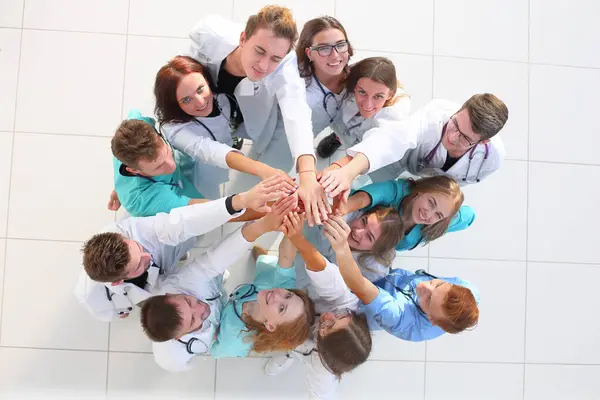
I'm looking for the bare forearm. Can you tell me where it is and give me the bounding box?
[188,198,210,206]
[331,155,352,168]
[290,235,326,272]
[226,152,271,178]
[241,220,268,242]
[344,153,370,178]
[297,154,316,173]
[335,248,378,304]
[346,191,371,213]
[277,236,297,269]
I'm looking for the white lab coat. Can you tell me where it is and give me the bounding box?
[350,99,506,186]
[330,91,412,150]
[161,93,240,199]
[290,259,360,400]
[74,198,245,321]
[304,74,347,137]
[187,15,315,170]
[151,226,253,372]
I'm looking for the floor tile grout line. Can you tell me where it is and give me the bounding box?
[213,359,218,400]
[523,1,531,397]
[0,2,26,345]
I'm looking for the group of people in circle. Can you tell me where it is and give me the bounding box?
[75,5,509,399]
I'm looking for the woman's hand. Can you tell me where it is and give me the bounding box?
[236,175,288,213]
[278,211,306,239]
[296,171,331,227]
[322,215,352,255]
[319,167,352,204]
[107,189,121,211]
[257,195,297,232]
[257,166,297,194]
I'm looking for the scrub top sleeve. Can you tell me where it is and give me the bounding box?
[447,205,476,233]
[168,125,236,169]
[126,184,191,217]
[273,56,316,164]
[253,254,296,289]
[357,180,402,210]
[306,259,355,306]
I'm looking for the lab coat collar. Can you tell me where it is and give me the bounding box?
[103,281,152,305]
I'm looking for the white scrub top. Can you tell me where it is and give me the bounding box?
[74,198,245,321]
[291,258,361,400]
[330,91,412,149]
[350,99,506,186]
[186,15,315,166]
[151,226,254,372]
[161,93,240,199]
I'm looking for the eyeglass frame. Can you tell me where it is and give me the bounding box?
[448,115,479,148]
[309,41,350,57]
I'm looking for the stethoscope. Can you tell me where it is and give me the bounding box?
[313,71,342,123]
[229,284,259,321]
[384,269,439,317]
[418,122,490,183]
[176,292,223,355]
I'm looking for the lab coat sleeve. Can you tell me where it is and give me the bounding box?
[73,272,118,322]
[152,341,194,372]
[361,288,431,342]
[447,205,476,233]
[130,198,245,247]
[356,180,403,210]
[306,258,355,306]
[167,124,237,169]
[347,105,426,173]
[185,226,253,280]
[273,55,316,165]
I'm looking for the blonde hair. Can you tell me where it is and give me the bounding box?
[244,5,298,50]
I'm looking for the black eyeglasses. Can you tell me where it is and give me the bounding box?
[450,116,478,148]
[309,41,349,57]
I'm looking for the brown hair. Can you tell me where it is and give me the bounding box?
[402,176,464,244]
[81,232,130,282]
[355,206,404,273]
[140,295,183,342]
[317,313,372,378]
[154,55,216,127]
[459,93,508,140]
[432,284,479,333]
[296,16,354,84]
[111,119,161,169]
[244,5,298,51]
[242,289,315,353]
[346,57,405,107]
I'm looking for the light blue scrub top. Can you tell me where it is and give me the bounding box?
[210,255,296,359]
[361,268,480,341]
[113,109,203,217]
[357,179,476,251]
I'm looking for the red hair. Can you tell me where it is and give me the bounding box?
[433,284,479,333]
[154,55,216,127]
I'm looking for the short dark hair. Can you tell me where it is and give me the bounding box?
[140,295,183,342]
[81,232,130,282]
[111,119,161,169]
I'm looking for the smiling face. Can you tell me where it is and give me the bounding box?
[254,288,305,332]
[167,294,211,338]
[409,192,454,226]
[441,109,486,156]
[128,138,177,177]
[306,28,349,79]
[416,279,452,324]
[353,77,392,118]
[239,28,291,81]
[347,212,383,251]
[175,72,213,117]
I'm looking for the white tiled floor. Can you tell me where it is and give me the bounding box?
[1,1,599,399]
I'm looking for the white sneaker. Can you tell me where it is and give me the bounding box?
[265,354,294,376]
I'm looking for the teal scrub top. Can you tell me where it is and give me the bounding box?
[113,109,203,217]
[210,255,296,359]
[358,179,475,251]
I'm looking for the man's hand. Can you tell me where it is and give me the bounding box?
[107,189,121,211]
